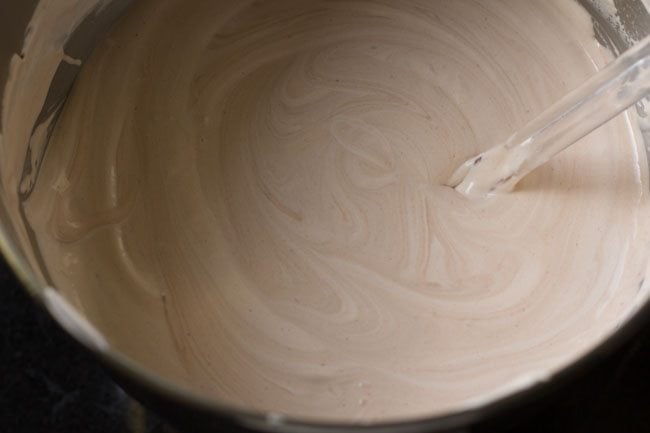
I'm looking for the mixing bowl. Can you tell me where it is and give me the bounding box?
[2,1,650,431]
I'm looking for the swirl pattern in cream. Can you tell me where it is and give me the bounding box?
[23,0,650,422]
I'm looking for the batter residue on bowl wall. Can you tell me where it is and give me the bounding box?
[20,0,650,422]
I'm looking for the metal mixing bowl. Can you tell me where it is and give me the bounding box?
[2,1,650,431]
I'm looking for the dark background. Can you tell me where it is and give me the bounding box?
[2,253,650,433]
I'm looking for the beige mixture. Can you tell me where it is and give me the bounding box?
[17,0,650,423]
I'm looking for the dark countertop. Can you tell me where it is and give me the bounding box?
[3,253,650,433]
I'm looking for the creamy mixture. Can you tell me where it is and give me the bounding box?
[18,0,650,423]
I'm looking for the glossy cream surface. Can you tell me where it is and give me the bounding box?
[21,0,650,422]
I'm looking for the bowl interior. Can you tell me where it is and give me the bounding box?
[2,0,650,428]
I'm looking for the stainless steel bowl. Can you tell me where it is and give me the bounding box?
[2,1,650,431]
